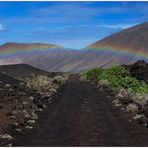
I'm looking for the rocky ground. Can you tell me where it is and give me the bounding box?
[0,72,68,146]
[10,75,148,146]
[0,61,148,146]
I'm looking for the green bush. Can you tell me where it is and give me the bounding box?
[84,67,102,83]
[99,65,130,88]
[84,65,148,94]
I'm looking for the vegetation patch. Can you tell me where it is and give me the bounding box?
[82,65,148,94]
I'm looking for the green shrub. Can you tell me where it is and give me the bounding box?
[99,65,130,88]
[84,65,148,94]
[84,67,102,83]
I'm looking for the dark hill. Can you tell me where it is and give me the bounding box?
[0,64,49,78]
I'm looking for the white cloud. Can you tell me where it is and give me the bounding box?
[0,24,4,31]
[100,24,138,29]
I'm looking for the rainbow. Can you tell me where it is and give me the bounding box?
[89,44,148,60]
[0,44,148,62]
[0,46,60,59]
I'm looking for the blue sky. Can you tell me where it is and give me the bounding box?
[0,2,148,49]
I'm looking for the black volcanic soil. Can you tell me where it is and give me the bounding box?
[124,60,148,83]
[12,75,148,146]
[0,72,20,86]
[0,66,64,146]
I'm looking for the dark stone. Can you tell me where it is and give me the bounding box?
[120,97,133,105]
[6,112,13,117]
[36,103,44,109]
[124,60,148,84]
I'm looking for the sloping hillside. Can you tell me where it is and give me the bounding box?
[0,42,79,72]
[0,22,148,73]
[82,22,148,68]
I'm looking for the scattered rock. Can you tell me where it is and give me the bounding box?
[27,120,35,124]
[42,95,50,100]
[7,143,12,147]
[47,99,52,103]
[29,96,34,101]
[8,88,14,92]
[115,88,128,99]
[22,101,28,106]
[132,114,146,125]
[31,112,38,120]
[14,122,19,126]
[112,99,121,107]
[43,104,47,109]
[121,107,125,111]
[23,109,31,119]
[0,134,13,140]
[126,103,138,113]
[97,80,109,89]
[15,128,22,132]
[25,126,33,129]
[107,95,111,98]
[98,87,103,91]
[24,114,31,119]
[49,88,57,93]
[133,114,144,120]
[39,108,43,112]
[18,104,23,109]
[10,116,16,120]
[12,110,18,116]
[20,82,25,87]
[5,84,11,88]
[129,119,132,122]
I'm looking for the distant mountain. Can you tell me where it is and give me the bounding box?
[0,42,61,50]
[0,22,148,73]
[53,22,148,72]
[0,42,79,72]
[86,22,148,51]
[82,22,148,67]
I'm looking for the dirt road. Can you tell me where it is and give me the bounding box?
[12,75,148,146]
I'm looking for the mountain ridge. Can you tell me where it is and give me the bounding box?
[0,22,148,72]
